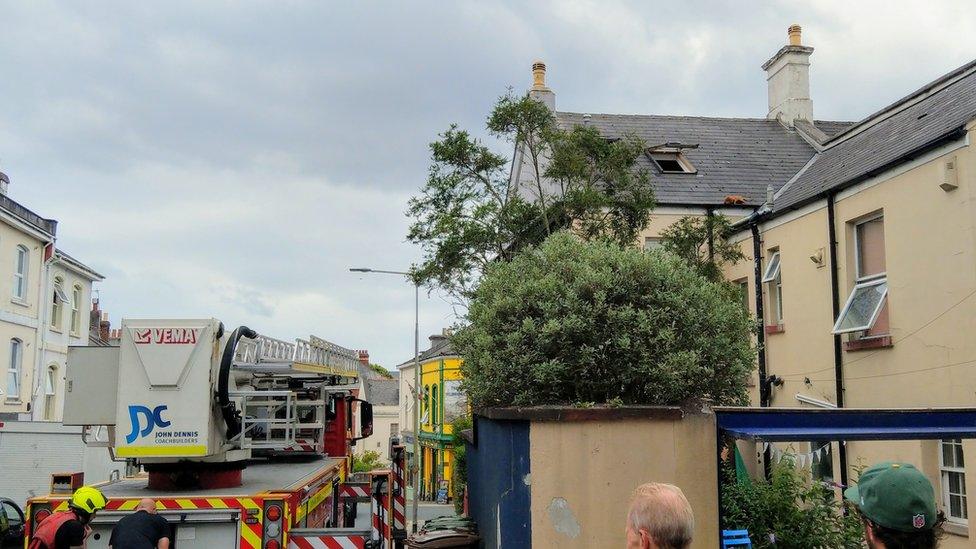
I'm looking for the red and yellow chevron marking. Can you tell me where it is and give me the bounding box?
[51,496,266,548]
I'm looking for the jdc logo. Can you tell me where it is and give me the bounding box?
[126,405,171,443]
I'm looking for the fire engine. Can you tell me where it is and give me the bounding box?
[23,319,406,549]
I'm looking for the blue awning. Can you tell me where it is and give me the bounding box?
[715,407,976,442]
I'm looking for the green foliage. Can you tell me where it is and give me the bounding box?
[454,232,755,408]
[368,363,392,378]
[352,450,383,473]
[659,214,746,281]
[545,125,655,247]
[407,92,654,301]
[449,415,473,514]
[722,457,863,549]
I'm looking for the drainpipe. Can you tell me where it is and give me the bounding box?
[826,192,849,488]
[751,223,768,408]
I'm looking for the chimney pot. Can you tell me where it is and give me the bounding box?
[532,60,547,90]
[528,59,556,110]
[788,24,802,46]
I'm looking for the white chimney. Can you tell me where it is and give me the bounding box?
[762,24,813,127]
[0,169,8,196]
[528,60,555,110]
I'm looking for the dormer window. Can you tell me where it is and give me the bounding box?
[646,143,697,174]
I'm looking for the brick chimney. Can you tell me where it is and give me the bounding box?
[99,312,110,343]
[357,350,370,367]
[762,24,814,127]
[529,60,555,110]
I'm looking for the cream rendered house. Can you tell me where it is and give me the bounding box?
[724,59,976,544]
[509,26,851,253]
[509,23,976,545]
[35,250,104,421]
[0,170,102,422]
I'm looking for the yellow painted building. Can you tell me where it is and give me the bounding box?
[413,333,465,502]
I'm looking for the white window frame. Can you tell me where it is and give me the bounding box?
[44,366,57,421]
[762,251,783,324]
[12,245,28,301]
[51,277,66,329]
[831,277,888,334]
[5,338,22,401]
[940,439,968,524]
[70,285,82,335]
[833,215,888,335]
[643,237,663,251]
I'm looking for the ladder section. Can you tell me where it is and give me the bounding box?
[234,333,361,377]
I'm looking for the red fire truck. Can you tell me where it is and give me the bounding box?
[22,320,406,549]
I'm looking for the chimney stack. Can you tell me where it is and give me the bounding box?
[762,24,814,127]
[528,60,556,110]
[0,169,9,196]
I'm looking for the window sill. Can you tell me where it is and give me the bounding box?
[10,298,29,308]
[50,327,63,334]
[944,521,968,537]
[764,324,785,335]
[843,336,893,352]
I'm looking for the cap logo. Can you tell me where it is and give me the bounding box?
[912,514,925,529]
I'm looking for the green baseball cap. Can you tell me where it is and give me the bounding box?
[844,461,937,532]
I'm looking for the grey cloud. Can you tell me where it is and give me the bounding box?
[1,0,975,366]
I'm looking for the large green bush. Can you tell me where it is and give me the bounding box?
[454,232,755,408]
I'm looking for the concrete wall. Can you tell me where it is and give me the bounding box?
[0,421,121,508]
[723,126,976,545]
[465,416,531,549]
[528,412,717,549]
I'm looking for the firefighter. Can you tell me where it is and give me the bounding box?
[30,486,107,549]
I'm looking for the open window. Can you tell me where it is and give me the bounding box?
[762,251,783,325]
[833,215,888,336]
[649,152,695,174]
[645,143,698,174]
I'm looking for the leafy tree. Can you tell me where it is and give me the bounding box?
[453,232,754,408]
[722,456,864,548]
[352,450,384,473]
[368,363,393,378]
[407,92,654,301]
[659,214,745,281]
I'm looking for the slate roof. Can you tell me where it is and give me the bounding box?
[396,335,457,370]
[554,112,852,207]
[365,378,399,406]
[771,59,976,214]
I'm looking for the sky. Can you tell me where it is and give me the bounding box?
[0,0,974,368]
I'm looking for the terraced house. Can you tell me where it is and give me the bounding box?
[0,169,103,422]
[398,331,464,502]
[516,24,976,546]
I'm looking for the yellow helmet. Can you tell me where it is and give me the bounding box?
[70,486,108,515]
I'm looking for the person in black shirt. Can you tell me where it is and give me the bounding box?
[108,499,170,549]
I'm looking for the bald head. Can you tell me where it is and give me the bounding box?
[626,483,694,549]
[136,499,157,514]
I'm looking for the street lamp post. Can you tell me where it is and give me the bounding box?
[349,267,421,532]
